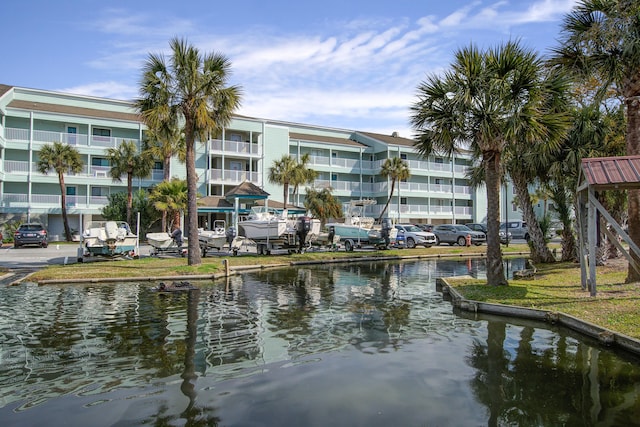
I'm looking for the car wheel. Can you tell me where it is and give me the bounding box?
[435,237,441,246]
[41,242,48,248]
[14,243,20,248]
[524,233,530,241]
[457,236,467,246]
[406,237,416,249]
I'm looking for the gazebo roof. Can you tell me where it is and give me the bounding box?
[580,155,640,191]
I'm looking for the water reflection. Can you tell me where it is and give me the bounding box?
[0,258,639,426]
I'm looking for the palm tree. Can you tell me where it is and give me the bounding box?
[303,187,343,225]
[551,0,640,281]
[143,122,186,232]
[377,157,410,223]
[411,40,570,286]
[136,37,242,266]
[106,140,153,226]
[291,153,318,206]
[268,154,316,208]
[149,178,188,231]
[36,142,83,241]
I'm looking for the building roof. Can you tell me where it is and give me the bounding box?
[580,156,640,190]
[0,84,12,98]
[358,131,416,147]
[6,99,141,122]
[224,181,270,199]
[289,132,364,148]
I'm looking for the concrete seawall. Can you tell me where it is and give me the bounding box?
[436,277,640,357]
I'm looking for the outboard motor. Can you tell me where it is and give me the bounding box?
[296,216,311,252]
[225,226,237,245]
[381,218,392,247]
[327,225,336,247]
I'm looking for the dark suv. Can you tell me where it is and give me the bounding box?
[14,223,49,248]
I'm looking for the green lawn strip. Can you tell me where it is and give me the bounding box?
[448,261,640,339]
[27,244,515,282]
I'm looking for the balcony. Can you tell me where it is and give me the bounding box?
[4,127,141,148]
[209,139,261,156]
[2,160,165,182]
[1,193,109,209]
[207,169,261,185]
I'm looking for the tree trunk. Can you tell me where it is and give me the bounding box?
[510,173,555,263]
[162,156,172,232]
[185,125,202,265]
[626,95,640,281]
[484,151,507,286]
[59,172,72,242]
[377,180,395,223]
[283,182,289,209]
[126,172,133,226]
[560,227,576,262]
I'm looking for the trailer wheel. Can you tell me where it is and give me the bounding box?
[344,240,354,252]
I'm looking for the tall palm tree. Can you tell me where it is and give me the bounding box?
[36,141,83,241]
[291,153,318,206]
[377,157,410,223]
[411,40,570,286]
[551,0,640,281]
[149,178,188,231]
[268,154,316,208]
[106,140,153,225]
[143,122,186,232]
[303,187,343,226]
[136,37,242,266]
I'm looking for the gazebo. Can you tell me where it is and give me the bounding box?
[577,155,640,296]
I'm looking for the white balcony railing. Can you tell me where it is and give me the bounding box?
[208,169,260,184]
[5,127,140,148]
[209,139,261,155]
[1,193,110,209]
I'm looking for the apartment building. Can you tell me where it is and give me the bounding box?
[1,84,506,240]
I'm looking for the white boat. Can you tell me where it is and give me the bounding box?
[198,220,240,254]
[238,207,289,240]
[81,220,138,258]
[325,200,396,250]
[146,232,186,256]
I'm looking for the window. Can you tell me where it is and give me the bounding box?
[435,157,444,164]
[92,127,111,138]
[230,161,242,171]
[91,187,108,197]
[91,157,109,167]
[331,173,338,181]
[229,133,242,142]
[66,186,76,196]
[435,178,443,185]
[153,161,163,170]
[400,153,407,160]
[400,197,407,205]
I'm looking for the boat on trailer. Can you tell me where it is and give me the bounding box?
[325,200,396,251]
[198,220,241,256]
[79,221,138,260]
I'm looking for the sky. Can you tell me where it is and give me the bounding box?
[2,0,579,138]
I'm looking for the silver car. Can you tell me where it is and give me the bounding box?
[394,224,437,248]
[432,224,486,246]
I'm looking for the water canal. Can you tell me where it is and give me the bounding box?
[1,258,639,426]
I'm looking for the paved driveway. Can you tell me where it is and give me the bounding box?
[0,243,155,269]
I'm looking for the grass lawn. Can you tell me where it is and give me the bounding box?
[447,258,640,339]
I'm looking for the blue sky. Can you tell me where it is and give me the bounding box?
[2,0,578,137]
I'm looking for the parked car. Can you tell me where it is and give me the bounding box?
[432,224,486,246]
[500,221,529,241]
[466,223,511,244]
[394,224,437,248]
[414,223,434,232]
[14,223,49,248]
